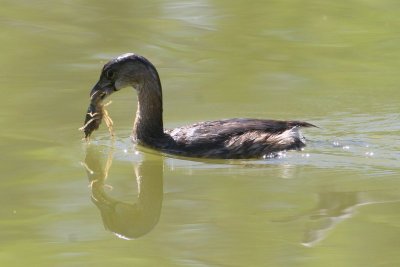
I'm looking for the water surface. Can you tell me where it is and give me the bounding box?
[1,1,399,266]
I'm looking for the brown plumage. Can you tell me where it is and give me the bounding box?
[81,53,315,159]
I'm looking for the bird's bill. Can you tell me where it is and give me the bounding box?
[90,81,116,103]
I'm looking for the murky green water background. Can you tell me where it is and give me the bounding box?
[1,1,399,266]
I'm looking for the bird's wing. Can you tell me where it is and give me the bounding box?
[167,118,314,151]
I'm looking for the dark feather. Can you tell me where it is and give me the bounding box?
[161,118,315,158]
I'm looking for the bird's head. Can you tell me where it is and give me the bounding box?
[90,53,160,102]
[81,53,161,139]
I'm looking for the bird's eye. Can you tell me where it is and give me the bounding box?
[105,69,115,79]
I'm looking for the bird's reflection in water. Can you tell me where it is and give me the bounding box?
[275,190,400,247]
[83,145,163,239]
[299,191,359,247]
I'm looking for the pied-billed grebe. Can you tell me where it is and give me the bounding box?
[82,53,315,159]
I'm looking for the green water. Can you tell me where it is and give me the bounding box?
[1,1,399,266]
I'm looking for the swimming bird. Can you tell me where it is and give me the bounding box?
[82,53,315,159]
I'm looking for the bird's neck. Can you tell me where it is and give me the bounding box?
[133,78,164,144]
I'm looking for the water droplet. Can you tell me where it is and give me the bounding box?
[276,152,287,159]
[333,141,340,147]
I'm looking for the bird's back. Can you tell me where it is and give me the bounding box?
[161,118,315,159]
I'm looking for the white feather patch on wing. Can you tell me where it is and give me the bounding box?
[272,126,305,146]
